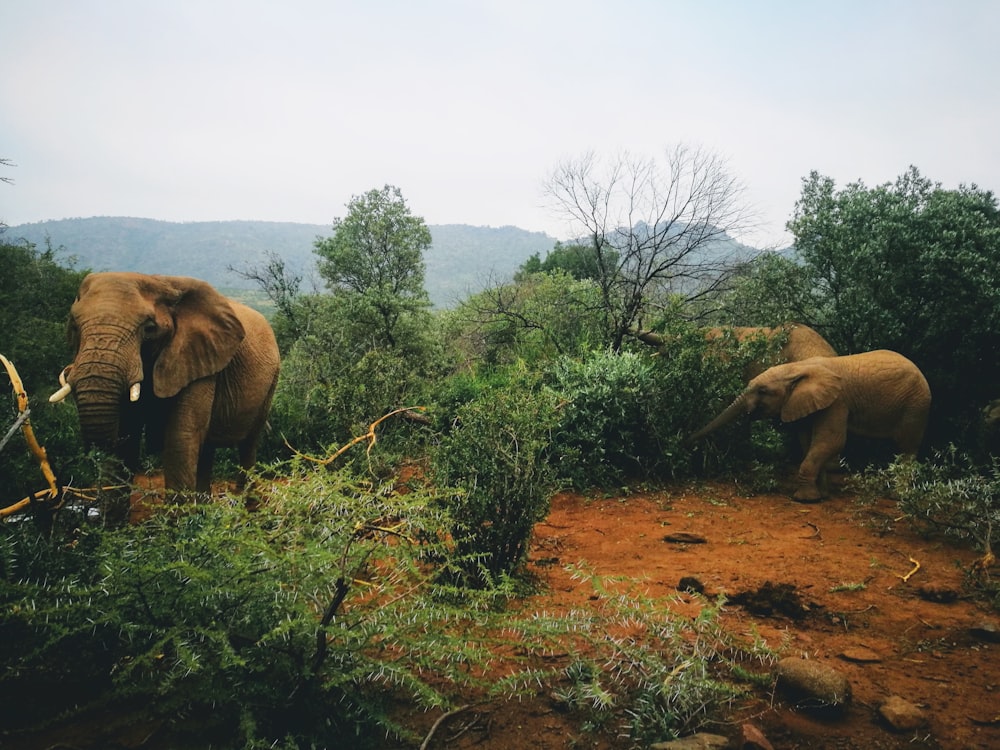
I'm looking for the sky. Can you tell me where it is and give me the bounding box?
[2,0,998,248]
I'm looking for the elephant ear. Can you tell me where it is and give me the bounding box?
[781,362,842,422]
[152,277,246,398]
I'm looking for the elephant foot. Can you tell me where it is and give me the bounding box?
[792,485,825,503]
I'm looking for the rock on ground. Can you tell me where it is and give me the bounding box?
[775,656,852,712]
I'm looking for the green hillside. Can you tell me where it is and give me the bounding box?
[4,217,557,308]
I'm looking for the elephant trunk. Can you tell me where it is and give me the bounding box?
[72,369,126,448]
[67,327,144,449]
[689,392,751,442]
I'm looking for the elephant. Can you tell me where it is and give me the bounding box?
[689,350,931,502]
[632,323,837,381]
[50,272,280,497]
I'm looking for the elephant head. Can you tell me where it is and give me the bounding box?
[690,359,843,441]
[52,272,245,459]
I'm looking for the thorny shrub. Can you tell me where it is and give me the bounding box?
[855,447,1000,608]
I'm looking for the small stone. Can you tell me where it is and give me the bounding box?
[839,646,882,663]
[739,722,774,750]
[879,695,927,731]
[775,656,852,712]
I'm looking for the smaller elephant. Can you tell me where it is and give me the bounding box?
[689,350,931,502]
[632,323,837,382]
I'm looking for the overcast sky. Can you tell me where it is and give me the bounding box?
[2,1,997,248]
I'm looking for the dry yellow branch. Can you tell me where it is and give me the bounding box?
[1,483,133,520]
[1,353,60,506]
[896,556,921,582]
[286,406,427,467]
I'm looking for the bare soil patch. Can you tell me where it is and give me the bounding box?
[404,480,999,750]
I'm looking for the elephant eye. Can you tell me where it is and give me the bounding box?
[142,319,160,339]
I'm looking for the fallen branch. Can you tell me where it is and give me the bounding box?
[286,406,427,467]
[0,353,60,507]
[419,704,472,750]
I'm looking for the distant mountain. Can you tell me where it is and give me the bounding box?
[3,217,557,308]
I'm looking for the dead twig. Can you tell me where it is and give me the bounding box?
[285,406,427,467]
[419,704,472,750]
[896,557,921,583]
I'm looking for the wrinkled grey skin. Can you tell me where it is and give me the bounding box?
[690,350,931,502]
[55,272,280,495]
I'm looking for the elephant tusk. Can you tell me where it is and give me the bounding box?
[49,366,73,403]
[129,382,141,402]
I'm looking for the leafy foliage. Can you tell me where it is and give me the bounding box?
[314,185,431,348]
[432,380,560,585]
[0,238,90,500]
[711,251,824,329]
[517,241,618,282]
[265,294,443,462]
[546,350,661,488]
[0,469,481,747]
[452,270,605,366]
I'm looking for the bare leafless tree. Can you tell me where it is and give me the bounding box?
[544,145,754,350]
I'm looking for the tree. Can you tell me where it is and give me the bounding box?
[544,146,752,350]
[713,251,824,329]
[232,250,306,350]
[456,271,605,364]
[314,185,431,347]
[787,167,1000,449]
[516,241,617,283]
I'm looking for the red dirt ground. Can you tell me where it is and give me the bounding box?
[406,479,1000,750]
[6,474,999,749]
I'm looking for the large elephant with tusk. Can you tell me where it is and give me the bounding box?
[51,272,280,495]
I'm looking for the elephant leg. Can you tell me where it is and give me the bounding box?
[794,410,847,502]
[234,437,260,493]
[163,380,215,495]
[196,445,216,494]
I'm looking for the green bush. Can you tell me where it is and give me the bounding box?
[854,448,1000,609]
[0,468,498,747]
[542,329,783,490]
[432,381,560,586]
[546,349,660,488]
